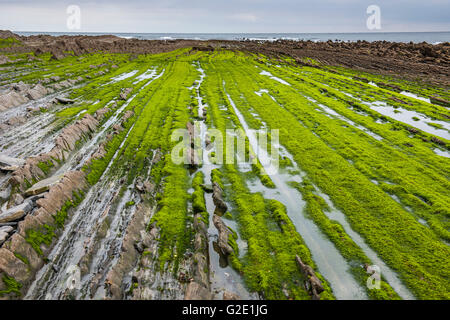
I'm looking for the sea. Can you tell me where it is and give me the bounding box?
[14,31,450,44]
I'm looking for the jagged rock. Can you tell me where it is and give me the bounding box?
[431,136,445,146]
[1,233,43,271]
[12,82,29,92]
[26,106,41,113]
[212,182,227,213]
[123,110,134,122]
[0,202,32,223]
[0,247,30,283]
[25,84,47,100]
[212,214,233,256]
[0,90,29,110]
[88,144,106,164]
[24,173,65,196]
[295,255,324,300]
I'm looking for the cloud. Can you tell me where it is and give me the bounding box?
[0,0,449,33]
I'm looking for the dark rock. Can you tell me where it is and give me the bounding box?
[212,182,227,213]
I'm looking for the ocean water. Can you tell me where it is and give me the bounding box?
[15,31,450,44]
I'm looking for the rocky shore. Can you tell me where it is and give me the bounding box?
[1,30,449,86]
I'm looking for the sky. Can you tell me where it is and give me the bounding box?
[0,0,449,33]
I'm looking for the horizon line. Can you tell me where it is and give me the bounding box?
[11,30,450,35]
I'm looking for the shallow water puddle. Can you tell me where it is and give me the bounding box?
[110,70,138,82]
[433,148,450,158]
[339,91,450,140]
[259,70,291,86]
[133,68,157,84]
[399,91,431,104]
[368,101,450,140]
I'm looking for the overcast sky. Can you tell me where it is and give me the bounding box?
[0,0,449,33]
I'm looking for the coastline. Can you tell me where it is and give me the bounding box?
[1,30,449,86]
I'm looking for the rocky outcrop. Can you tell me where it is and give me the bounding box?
[10,113,99,191]
[295,255,324,300]
[104,203,150,299]
[185,215,211,300]
[0,89,29,112]
[212,214,233,257]
[0,155,25,172]
[0,75,82,112]
[0,170,87,298]
[212,182,227,214]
